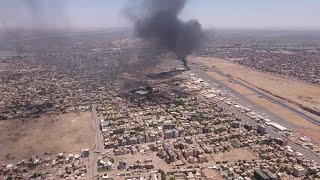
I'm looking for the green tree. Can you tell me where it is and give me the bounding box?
[161,173,166,180]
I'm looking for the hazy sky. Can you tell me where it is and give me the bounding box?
[1,0,319,30]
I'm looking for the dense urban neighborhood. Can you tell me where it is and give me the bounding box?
[199,48,320,85]
[1,44,320,179]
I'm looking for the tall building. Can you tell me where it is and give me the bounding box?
[163,123,176,130]
[293,165,307,177]
[231,121,240,128]
[254,169,270,180]
[173,129,179,138]
[257,124,267,135]
[164,130,173,139]
[118,160,127,170]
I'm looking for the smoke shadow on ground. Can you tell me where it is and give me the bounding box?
[121,81,193,109]
[147,69,186,79]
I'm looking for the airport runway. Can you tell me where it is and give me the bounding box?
[192,62,320,126]
[189,63,320,164]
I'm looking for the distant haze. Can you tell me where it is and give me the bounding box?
[0,0,68,30]
[0,0,319,32]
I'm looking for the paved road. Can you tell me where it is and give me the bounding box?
[190,63,320,164]
[87,104,104,180]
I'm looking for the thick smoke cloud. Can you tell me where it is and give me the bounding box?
[127,0,203,70]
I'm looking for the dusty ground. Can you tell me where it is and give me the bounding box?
[193,56,320,116]
[201,168,223,180]
[207,71,255,95]
[114,152,173,171]
[0,112,94,162]
[192,56,320,141]
[104,151,174,180]
[212,148,258,162]
[247,96,316,128]
[247,95,320,142]
[295,129,320,145]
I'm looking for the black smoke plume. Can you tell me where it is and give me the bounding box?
[127,0,203,70]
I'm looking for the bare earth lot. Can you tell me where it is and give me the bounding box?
[0,112,94,162]
[105,151,174,180]
[212,148,258,162]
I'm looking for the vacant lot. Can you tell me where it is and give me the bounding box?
[113,152,173,171]
[0,112,94,162]
[105,151,175,180]
[212,148,258,162]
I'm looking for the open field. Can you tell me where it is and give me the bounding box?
[105,151,174,180]
[212,148,258,162]
[112,152,173,171]
[0,112,94,162]
[201,168,223,180]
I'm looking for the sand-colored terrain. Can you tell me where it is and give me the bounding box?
[207,71,255,95]
[247,95,318,129]
[0,112,94,162]
[192,56,320,141]
[113,152,173,171]
[105,152,174,180]
[295,130,320,146]
[247,95,320,142]
[194,56,320,114]
[212,148,258,162]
